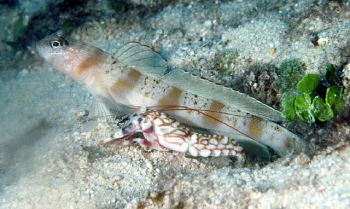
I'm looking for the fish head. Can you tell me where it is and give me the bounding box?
[36,31,108,82]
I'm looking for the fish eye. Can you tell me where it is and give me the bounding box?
[51,39,63,48]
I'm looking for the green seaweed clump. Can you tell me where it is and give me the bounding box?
[215,50,239,74]
[281,64,344,123]
[2,15,25,50]
[277,59,306,94]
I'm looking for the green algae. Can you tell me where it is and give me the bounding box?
[312,96,334,122]
[215,50,239,74]
[281,93,296,121]
[277,59,306,94]
[2,15,25,51]
[297,74,319,95]
[281,64,344,123]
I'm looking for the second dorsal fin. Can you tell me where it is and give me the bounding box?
[162,69,283,122]
[112,42,168,77]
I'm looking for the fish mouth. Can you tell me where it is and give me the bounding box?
[35,40,48,60]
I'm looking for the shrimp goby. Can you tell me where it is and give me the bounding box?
[36,31,308,161]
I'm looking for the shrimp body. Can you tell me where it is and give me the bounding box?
[36,31,308,159]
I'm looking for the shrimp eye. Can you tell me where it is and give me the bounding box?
[51,39,63,48]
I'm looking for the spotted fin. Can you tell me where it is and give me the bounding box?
[112,43,168,77]
[162,69,283,122]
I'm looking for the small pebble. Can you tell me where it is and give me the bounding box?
[204,20,212,28]
[121,162,129,168]
[115,175,122,181]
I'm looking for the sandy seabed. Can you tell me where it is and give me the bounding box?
[1,0,350,208]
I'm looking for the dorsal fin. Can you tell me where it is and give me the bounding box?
[162,69,283,122]
[112,42,168,77]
